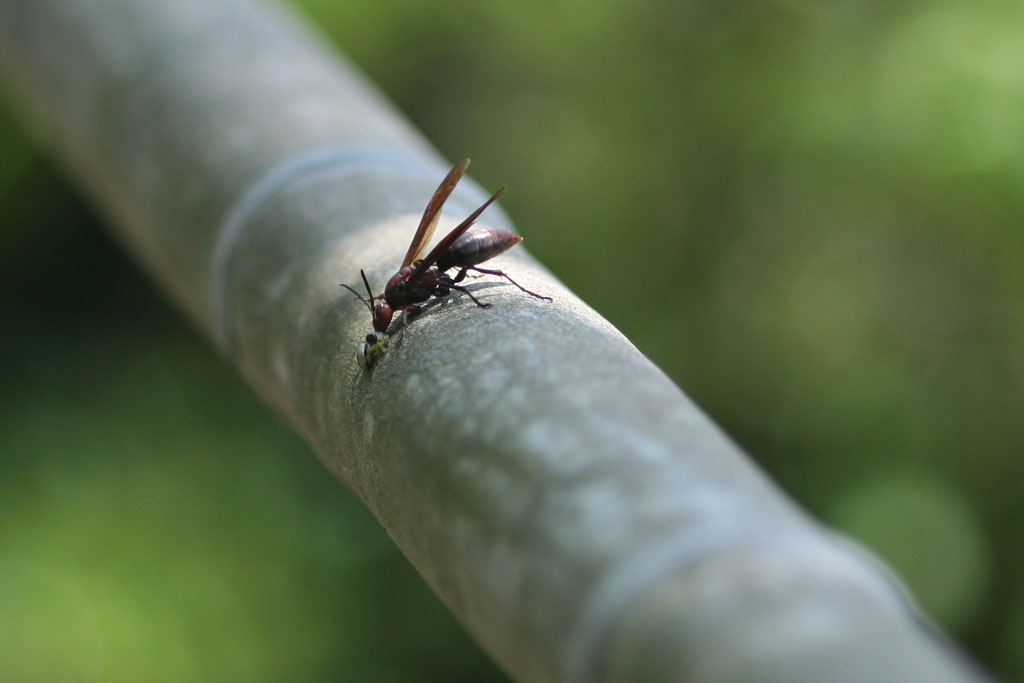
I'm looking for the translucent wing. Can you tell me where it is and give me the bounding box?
[401,158,470,268]
[408,183,507,283]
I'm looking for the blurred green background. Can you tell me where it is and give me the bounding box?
[2,0,1022,680]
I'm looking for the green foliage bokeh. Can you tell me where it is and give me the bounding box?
[2,0,1022,680]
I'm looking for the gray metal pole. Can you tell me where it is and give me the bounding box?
[0,0,990,681]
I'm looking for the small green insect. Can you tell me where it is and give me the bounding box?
[357,331,390,369]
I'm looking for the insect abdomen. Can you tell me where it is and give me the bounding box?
[439,228,523,270]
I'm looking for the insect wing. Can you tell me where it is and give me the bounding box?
[401,159,470,268]
[408,183,507,282]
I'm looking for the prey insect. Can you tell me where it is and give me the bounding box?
[342,158,551,368]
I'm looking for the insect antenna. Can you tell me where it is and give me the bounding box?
[360,269,376,302]
[340,268,378,314]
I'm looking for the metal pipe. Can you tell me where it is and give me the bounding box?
[0,0,988,680]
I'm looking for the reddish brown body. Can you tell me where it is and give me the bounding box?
[342,159,551,355]
[438,228,523,271]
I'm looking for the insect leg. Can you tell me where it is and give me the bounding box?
[394,305,424,347]
[446,282,492,309]
[463,266,553,301]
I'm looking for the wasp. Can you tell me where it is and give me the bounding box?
[343,159,551,368]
